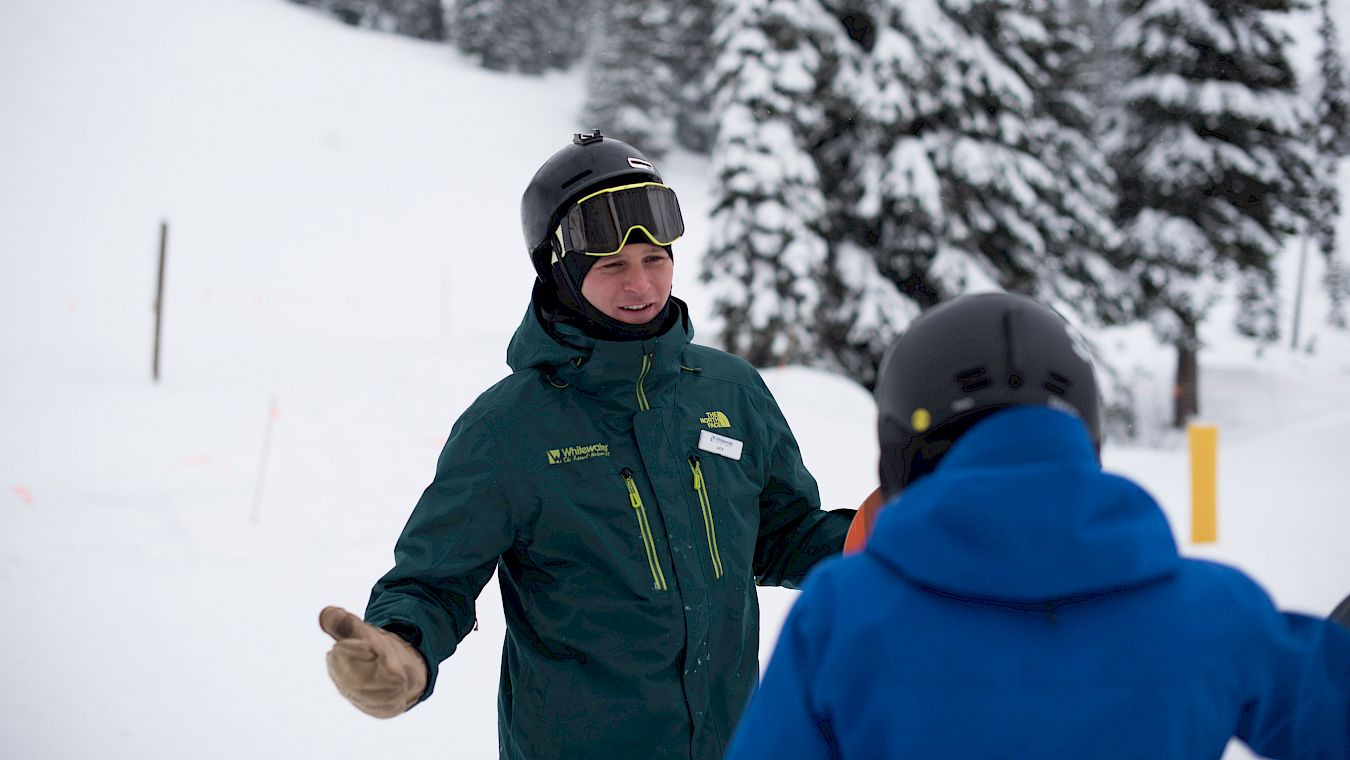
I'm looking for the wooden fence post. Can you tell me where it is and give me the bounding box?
[153,221,168,382]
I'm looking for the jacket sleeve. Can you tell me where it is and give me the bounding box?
[1235,598,1350,758]
[363,408,524,702]
[723,573,838,760]
[752,381,856,589]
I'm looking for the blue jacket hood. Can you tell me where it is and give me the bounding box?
[867,406,1181,602]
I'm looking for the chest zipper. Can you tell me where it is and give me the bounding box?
[621,468,668,591]
[689,456,724,579]
[636,352,653,411]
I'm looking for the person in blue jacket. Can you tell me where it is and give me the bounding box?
[725,292,1350,759]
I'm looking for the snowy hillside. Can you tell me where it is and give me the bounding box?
[1,1,1347,758]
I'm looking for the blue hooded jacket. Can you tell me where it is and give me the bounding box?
[725,406,1350,759]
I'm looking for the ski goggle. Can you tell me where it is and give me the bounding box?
[555,182,685,257]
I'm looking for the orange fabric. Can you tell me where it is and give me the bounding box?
[843,487,885,555]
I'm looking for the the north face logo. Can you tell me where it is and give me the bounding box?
[547,443,610,465]
[700,411,731,429]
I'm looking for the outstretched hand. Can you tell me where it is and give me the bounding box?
[319,606,427,719]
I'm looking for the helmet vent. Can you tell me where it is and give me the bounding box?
[1044,373,1070,395]
[956,368,991,392]
[560,170,593,189]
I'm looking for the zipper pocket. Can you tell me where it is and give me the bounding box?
[689,456,724,579]
[621,468,668,591]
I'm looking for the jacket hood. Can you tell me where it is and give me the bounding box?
[505,293,694,404]
[867,406,1180,603]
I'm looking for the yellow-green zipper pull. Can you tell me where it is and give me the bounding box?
[624,474,642,508]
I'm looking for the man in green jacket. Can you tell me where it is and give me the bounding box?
[319,131,855,759]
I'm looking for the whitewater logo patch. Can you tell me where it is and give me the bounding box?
[546,442,610,465]
[700,411,731,429]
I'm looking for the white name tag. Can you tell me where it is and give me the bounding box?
[698,429,744,461]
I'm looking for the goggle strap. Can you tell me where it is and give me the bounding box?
[573,180,669,206]
[552,227,566,265]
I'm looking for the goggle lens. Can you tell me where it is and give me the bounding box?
[561,183,684,256]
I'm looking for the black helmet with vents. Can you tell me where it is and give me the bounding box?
[520,130,664,282]
[875,292,1102,498]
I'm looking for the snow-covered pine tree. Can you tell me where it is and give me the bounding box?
[670,0,720,153]
[581,2,681,159]
[1108,0,1316,426]
[290,0,446,41]
[1039,0,1142,432]
[1316,0,1350,157]
[1073,0,1129,114]
[1034,0,1126,292]
[705,0,1130,390]
[811,1,926,384]
[702,0,875,370]
[844,0,1126,386]
[580,0,719,156]
[448,0,584,74]
[1313,0,1349,327]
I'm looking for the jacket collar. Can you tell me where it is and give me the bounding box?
[506,294,693,411]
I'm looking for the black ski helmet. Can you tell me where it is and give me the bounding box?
[875,292,1102,498]
[520,130,664,282]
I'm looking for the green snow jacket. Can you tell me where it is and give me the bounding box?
[365,298,854,760]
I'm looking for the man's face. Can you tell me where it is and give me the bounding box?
[579,242,673,324]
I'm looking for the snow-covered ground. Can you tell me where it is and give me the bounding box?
[1,1,1347,758]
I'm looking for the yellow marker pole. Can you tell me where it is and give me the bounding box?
[1189,423,1218,543]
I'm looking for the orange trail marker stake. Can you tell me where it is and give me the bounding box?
[1189,423,1218,543]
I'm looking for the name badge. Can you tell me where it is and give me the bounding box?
[698,430,744,461]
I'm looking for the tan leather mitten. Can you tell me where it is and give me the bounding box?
[319,606,427,718]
